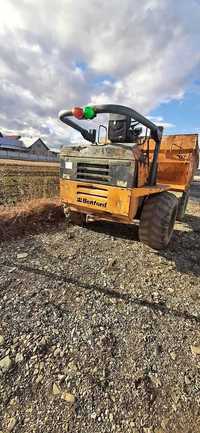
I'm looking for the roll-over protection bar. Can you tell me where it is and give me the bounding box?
[58,104,163,185]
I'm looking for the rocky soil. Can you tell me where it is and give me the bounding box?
[0,200,200,433]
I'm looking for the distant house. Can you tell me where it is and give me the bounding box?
[26,138,59,160]
[0,134,59,162]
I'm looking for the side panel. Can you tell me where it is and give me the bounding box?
[60,179,132,217]
[143,134,199,191]
[60,180,169,222]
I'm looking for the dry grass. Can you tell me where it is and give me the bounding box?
[0,158,59,167]
[0,161,59,206]
[0,198,64,241]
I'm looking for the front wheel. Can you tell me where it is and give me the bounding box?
[70,211,86,226]
[139,192,178,250]
[63,205,86,226]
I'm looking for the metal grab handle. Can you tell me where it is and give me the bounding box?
[59,104,162,142]
[94,105,161,140]
[58,104,163,185]
[59,110,96,143]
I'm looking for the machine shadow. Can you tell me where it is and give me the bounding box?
[159,212,200,276]
[86,212,200,277]
[183,212,200,232]
[86,220,139,241]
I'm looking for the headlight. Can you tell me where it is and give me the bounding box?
[65,161,73,169]
[116,180,127,187]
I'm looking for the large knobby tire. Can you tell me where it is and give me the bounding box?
[139,192,178,250]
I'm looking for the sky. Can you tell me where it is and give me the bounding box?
[0,0,200,148]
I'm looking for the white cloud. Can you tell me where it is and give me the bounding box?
[148,116,175,129]
[0,0,199,147]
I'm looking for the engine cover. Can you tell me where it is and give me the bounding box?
[60,143,138,188]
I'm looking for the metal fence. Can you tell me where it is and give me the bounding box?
[0,149,59,162]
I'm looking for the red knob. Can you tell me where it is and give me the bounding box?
[72,107,84,119]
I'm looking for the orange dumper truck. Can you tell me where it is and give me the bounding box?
[58,104,199,249]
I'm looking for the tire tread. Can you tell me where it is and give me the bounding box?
[139,192,178,249]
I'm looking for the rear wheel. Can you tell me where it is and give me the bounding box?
[139,192,178,250]
[176,190,189,221]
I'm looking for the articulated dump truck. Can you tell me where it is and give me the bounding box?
[58,104,199,250]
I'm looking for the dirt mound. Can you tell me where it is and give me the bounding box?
[0,198,64,241]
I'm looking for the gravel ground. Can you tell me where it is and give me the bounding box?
[0,199,200,433]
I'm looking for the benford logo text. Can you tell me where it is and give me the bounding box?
[77,197,107,208]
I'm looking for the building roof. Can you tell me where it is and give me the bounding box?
[29,138,50,151]
[23,137,42,148]
[0,133,59,156]
[0,136,26,151]
[23,137,51,151]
